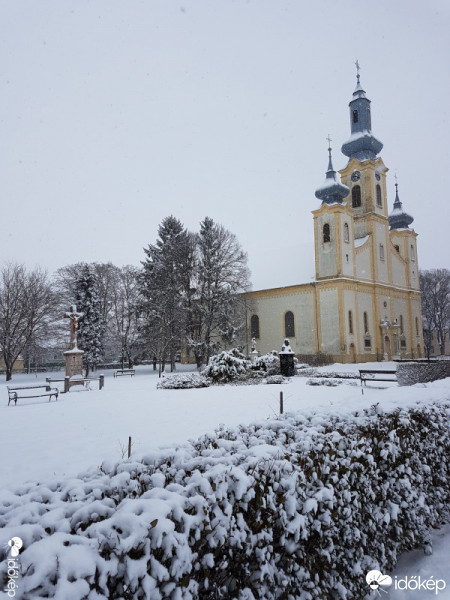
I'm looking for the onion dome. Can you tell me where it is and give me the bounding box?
[341,63,383,162]
[389,182,414,230]
[315,141,350,205]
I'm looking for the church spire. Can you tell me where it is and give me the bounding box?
[315,136,350,205]
[341,63,383,162]
[389,178,414,230]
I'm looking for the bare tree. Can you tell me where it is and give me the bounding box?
[110,265,140,368]
[420,268,450,357]
[187,217,251,366]
[0,263,56,381]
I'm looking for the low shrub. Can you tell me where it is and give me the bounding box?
[264,375,287,385]
[203,348,250,383]
[157,373,211,389]
[251,351,281,376]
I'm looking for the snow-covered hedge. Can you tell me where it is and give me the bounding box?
[397,360,450,386]
[203,348,249,383]
[1,401,449,599]
[157,373,211,389]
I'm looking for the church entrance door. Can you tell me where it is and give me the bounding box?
[384,335,392,361]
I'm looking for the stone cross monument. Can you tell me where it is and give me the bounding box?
[63,305,84,387]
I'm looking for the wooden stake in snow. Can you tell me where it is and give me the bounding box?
[280,391,284,415]
[128,436,132,459]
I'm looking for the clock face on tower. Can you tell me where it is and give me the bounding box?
[351,170,360,182]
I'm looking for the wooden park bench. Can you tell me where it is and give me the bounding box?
[7,384,59,406]
[114,368,135,378]
[46,376,104,392]
[359,369,397,394]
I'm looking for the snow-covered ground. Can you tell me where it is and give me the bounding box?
[1,363,449,597]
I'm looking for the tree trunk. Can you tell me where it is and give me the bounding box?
[6,366,13,382]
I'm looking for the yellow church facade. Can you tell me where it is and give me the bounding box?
[247,71,423,363]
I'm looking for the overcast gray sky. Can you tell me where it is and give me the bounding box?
[1,0,449,290]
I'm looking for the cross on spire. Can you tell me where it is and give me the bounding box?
[326,134,332,149]
[355,59,360,83]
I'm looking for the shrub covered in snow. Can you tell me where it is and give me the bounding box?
[203,348,250,383]
[251,351,281,376]
[397,360,450,386]
[306,378,358,387]
[1,401,449,599]
[157,373,211,389]
[264,375,287,385]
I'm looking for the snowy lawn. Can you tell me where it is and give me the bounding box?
[0,361,415,490]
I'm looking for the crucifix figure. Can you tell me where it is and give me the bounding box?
[64,305,84,349]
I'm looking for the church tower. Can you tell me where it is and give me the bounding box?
[338,64,390,285]
[312,141,352,280]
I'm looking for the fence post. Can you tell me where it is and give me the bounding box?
[128,436,132,459]
[280,391,284,415]
[45,377,51,392]
[99,374,104,390]
[64,376,70,393]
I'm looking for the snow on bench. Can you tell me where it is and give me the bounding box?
[7,384,59,406]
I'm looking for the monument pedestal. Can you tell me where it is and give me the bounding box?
[64,347,84,389]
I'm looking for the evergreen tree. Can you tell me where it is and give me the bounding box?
[75,264,104,376]
[139,216,195,373]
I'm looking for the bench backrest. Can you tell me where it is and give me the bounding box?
[7,385,50,391]
[359,370,396,376]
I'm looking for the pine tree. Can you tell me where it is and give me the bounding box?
[139,216,195,373]
[75,264,104,376]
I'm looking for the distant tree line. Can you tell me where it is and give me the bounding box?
[0,216,251,380]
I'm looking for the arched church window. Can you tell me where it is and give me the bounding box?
[364,311,369,334]
[400,315,404,334]
[352,186,361,208]
[285,311,295,338]
[415,317,419,336]
[376,184,382,207]
[251,314,260,339]
[353,110,358,124]
[323,223,330,243]
[348,310,353,334]
[344,222,349,243]
[410,245,415,261]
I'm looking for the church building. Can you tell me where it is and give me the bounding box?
[247,70,423,363]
